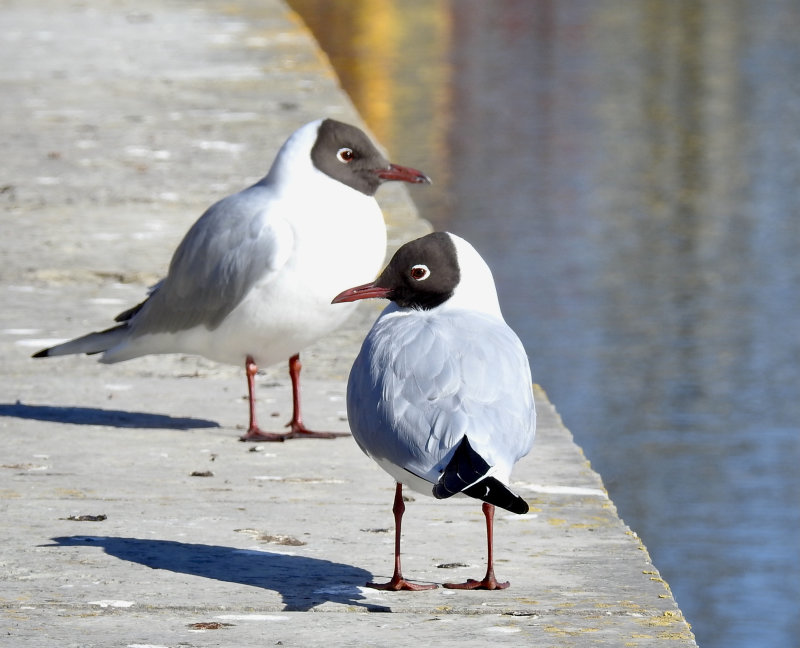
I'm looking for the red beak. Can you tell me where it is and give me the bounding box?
[331,282,392,304]
[373,163,431,185]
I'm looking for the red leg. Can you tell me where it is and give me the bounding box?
[239,356,286,442]
[281,354,348,440]
[444,502,510,590]
[367,483,437,591]
[239,354,348,441]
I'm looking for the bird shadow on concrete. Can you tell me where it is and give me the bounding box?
[0,401,219,430]
[45,535,387,612]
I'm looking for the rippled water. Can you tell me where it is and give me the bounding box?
[289,2,800,646]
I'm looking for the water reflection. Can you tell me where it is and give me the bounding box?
[289,2,800,647]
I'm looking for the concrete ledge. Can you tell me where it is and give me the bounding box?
[1,1,697,645]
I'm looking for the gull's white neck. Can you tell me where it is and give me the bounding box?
[444,233,504,320]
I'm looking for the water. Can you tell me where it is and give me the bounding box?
[288,1,800,646]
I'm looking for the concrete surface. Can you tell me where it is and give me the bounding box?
[1,1,697,646]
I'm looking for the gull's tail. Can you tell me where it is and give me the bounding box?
[32,324,128,359]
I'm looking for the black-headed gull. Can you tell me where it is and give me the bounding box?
[33,119,430,441]
[332,231,536,590]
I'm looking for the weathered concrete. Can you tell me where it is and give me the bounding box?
[0,1,697,646]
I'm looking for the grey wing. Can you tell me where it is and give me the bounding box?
[417,313,536,471]
[345,315,449,474]
[451,317,536,468]
[350,311,535,482]
[126,186,293,335]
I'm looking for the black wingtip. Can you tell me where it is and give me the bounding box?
[463,477,529,515]
[433,436,529,515]
[432,436,491,501]
[32,348,49,358]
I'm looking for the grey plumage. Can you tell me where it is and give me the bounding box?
[122,187,286,335]
[347,303,535,504]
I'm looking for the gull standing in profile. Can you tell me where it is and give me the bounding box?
[34,119,430,441]
[333,232,536,590]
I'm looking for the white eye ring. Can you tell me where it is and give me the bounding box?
[337,147,355,163]
[410,264,430,281]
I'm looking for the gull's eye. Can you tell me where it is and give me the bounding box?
[409,264,430,281]
[337,147,355,163]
